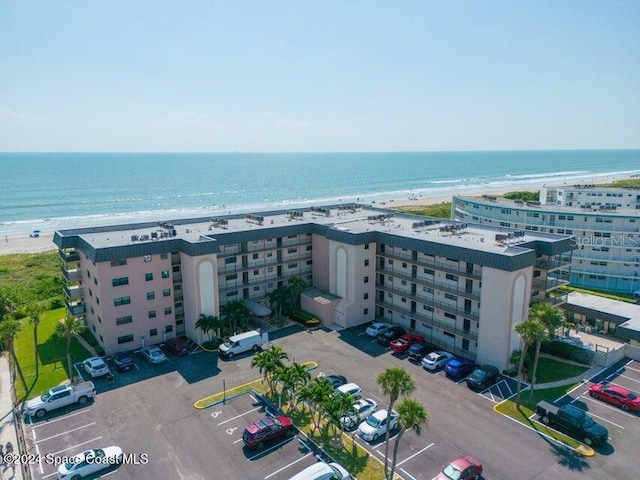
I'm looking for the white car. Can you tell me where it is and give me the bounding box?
[340,398,378,430]
[365,322,392,338]
[336,382,362,399]
[82,357,109,378]
[140,346,168,364]
[358,409,399,442]
[422,351,455,371]
[57,446,123,479]
[287,461,350,480]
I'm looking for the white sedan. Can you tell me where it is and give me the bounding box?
[365,322,392,338]
[358,409,399,442]
[341,398,378,430]
[288,461,350,480]
[140,346,168,364]
[422,351,454,371]
[82,357,109,378]
[57,446,123,479]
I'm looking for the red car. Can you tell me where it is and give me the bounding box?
[165,337,189,356]
[389,334,425,355]
[432,455,483,480]
[242,415,293,449]
[588,383,640,411]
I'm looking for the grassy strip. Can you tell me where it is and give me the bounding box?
[0,251,62,310]
[558,285,637,304]
[391,202,452,219]
[193,361,319,409]
[14,307,91,400]
[495,385,583,450]
[286,407,389,480]
[534,357,589,384]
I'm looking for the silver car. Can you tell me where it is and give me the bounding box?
[140,346,168,364]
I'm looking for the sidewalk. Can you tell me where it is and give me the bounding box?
[0,355,24,480]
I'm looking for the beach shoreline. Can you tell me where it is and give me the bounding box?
[1,172,634,256]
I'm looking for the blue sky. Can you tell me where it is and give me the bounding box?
[1,1,638,152]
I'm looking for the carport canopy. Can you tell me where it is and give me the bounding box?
[244,299,272,317]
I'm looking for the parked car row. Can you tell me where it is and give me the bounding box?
[369,322,500,392]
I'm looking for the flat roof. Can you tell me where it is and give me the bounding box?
[565,291,640,335]
[54,204,563,256]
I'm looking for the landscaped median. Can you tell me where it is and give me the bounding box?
[193,361,319,409]
[493,385,596,457]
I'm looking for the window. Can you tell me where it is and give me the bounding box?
[253,286,260,291]
[163,288,171,297]
[226,273,238,280]
[226,291,238,297]
[423,305,434,312]
[401,297,407,303]
[364,276,369,284]
[445,293,457,301]
[306,245,312,251]
[364,308,369,315]
[164,307,172,315]
[148,310,156,319]
[445,273,458,282]
[424,268,434,275]
[423,287,434,294]
[253,269,259,275]
[288,247,297,253]
[165,325,173,333]
[146,291,155,300]
[253,253,259,259]
[149,328,158,337]
[114,296,131,306]
[388,259,394,265]
[364,292,369,300]
[145,273,153,281]
[402,262,407,269]
[161,253,168,259]
[364,243,370,250]
[288,262,298,268]
[444,312,457,320]
[112,277,129,287]
[161,270,170,278]
[364,259,369,267]
[225,257,237,264]
[116,315,132,326]
[462,339,470,351]
[267,267,273,273]
[117,334,134,345]
[110,259,127,267]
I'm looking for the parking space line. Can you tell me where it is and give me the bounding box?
[248,437,295,461]
[617,374,640,385]
[396,442,434,467]
[400,467,418,480]
[30,408,91,429]
[250,394,258,403]
[570,406,624,429]
[264,452,313,479]
[624,365,640,374]
[578,395,637,419]
[42,471,57,479]
[49,436,103,456]
[218,407,261,426]
[37,422,96,443]
[233,438,244,444]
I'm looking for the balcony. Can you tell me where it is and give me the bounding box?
[67,302,86,317]
[218,253,312,275]
[377,283,480,322]
[535,258,572,271]
[64,285,83,301]
[379,250,482,279]
[376,299,478,342]
[378,265,481,301]
[532,276,570,291]
[59,249,79,263]
[62,268,82,283]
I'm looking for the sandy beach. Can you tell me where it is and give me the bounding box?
[0,172,634,256]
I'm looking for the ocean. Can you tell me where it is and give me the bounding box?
[1,150,639,236]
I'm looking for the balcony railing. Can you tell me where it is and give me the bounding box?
[66,302,85,317]
[218,253,313,275]
[377,283,480,322]
[59,250,79,263]
[64,286,83,300]
[378,265,481,301]
[62,268,82,283]
[535,258,572,271]
[379,250,482,279]
[376,299,478,342]
[217,237,313,258]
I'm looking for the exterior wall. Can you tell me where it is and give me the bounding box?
[181,253,219,344]
[301,295,337,326]
[477,266,532,371]
[312,234,330,291]
[328,240,375,328]
[453,195,640,294]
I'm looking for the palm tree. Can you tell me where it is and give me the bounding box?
[220,300,250,334]
[322,392,356,446]
[389,398,429,480]
[530,302,565,340]
[251,345,289,396]
[377,367,416,479]
[0,318,27,392]
[55,314,86,383]
[288,276,307,310]
[267,286,290,320]
[0,294,16,322]
[195,314,220,343]
[307,377,335,432]
[280,362,311,410]
[514,318,546,407]
[27,305,43,378]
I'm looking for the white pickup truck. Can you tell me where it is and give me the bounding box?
[25,382,96,418]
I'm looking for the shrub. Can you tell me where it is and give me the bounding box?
[289,309,321,328]
[540,340,595,365]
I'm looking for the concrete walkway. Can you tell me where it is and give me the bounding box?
[530,354,602,390]
[0,356,24,480]
[74,334,99,357]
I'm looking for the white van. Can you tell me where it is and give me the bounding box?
[218,330,268,358]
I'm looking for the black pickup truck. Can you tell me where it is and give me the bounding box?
[536,400,608,446]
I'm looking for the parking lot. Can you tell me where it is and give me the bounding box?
[20,327,640,480]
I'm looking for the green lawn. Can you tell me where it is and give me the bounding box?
[392,202,452,219]
[13,307,91,401]
[533,357,589,384]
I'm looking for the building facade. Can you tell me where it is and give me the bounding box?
[452,185,640,294]
[54,204,573,370]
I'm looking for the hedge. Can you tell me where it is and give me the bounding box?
[289,309,321,328]
[540,340,595,365]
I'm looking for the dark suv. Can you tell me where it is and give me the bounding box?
[407,342,437,362]
[242,415,293,449]
[377,326,406,346]
[466,365,500,391]
[166,337,189,356]
[111,351,134,372]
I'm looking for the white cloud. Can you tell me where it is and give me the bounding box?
[0,106,48,124]
[248,112,314,129]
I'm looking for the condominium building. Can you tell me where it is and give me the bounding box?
[452,185,640,294]
[54,204,573,370]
